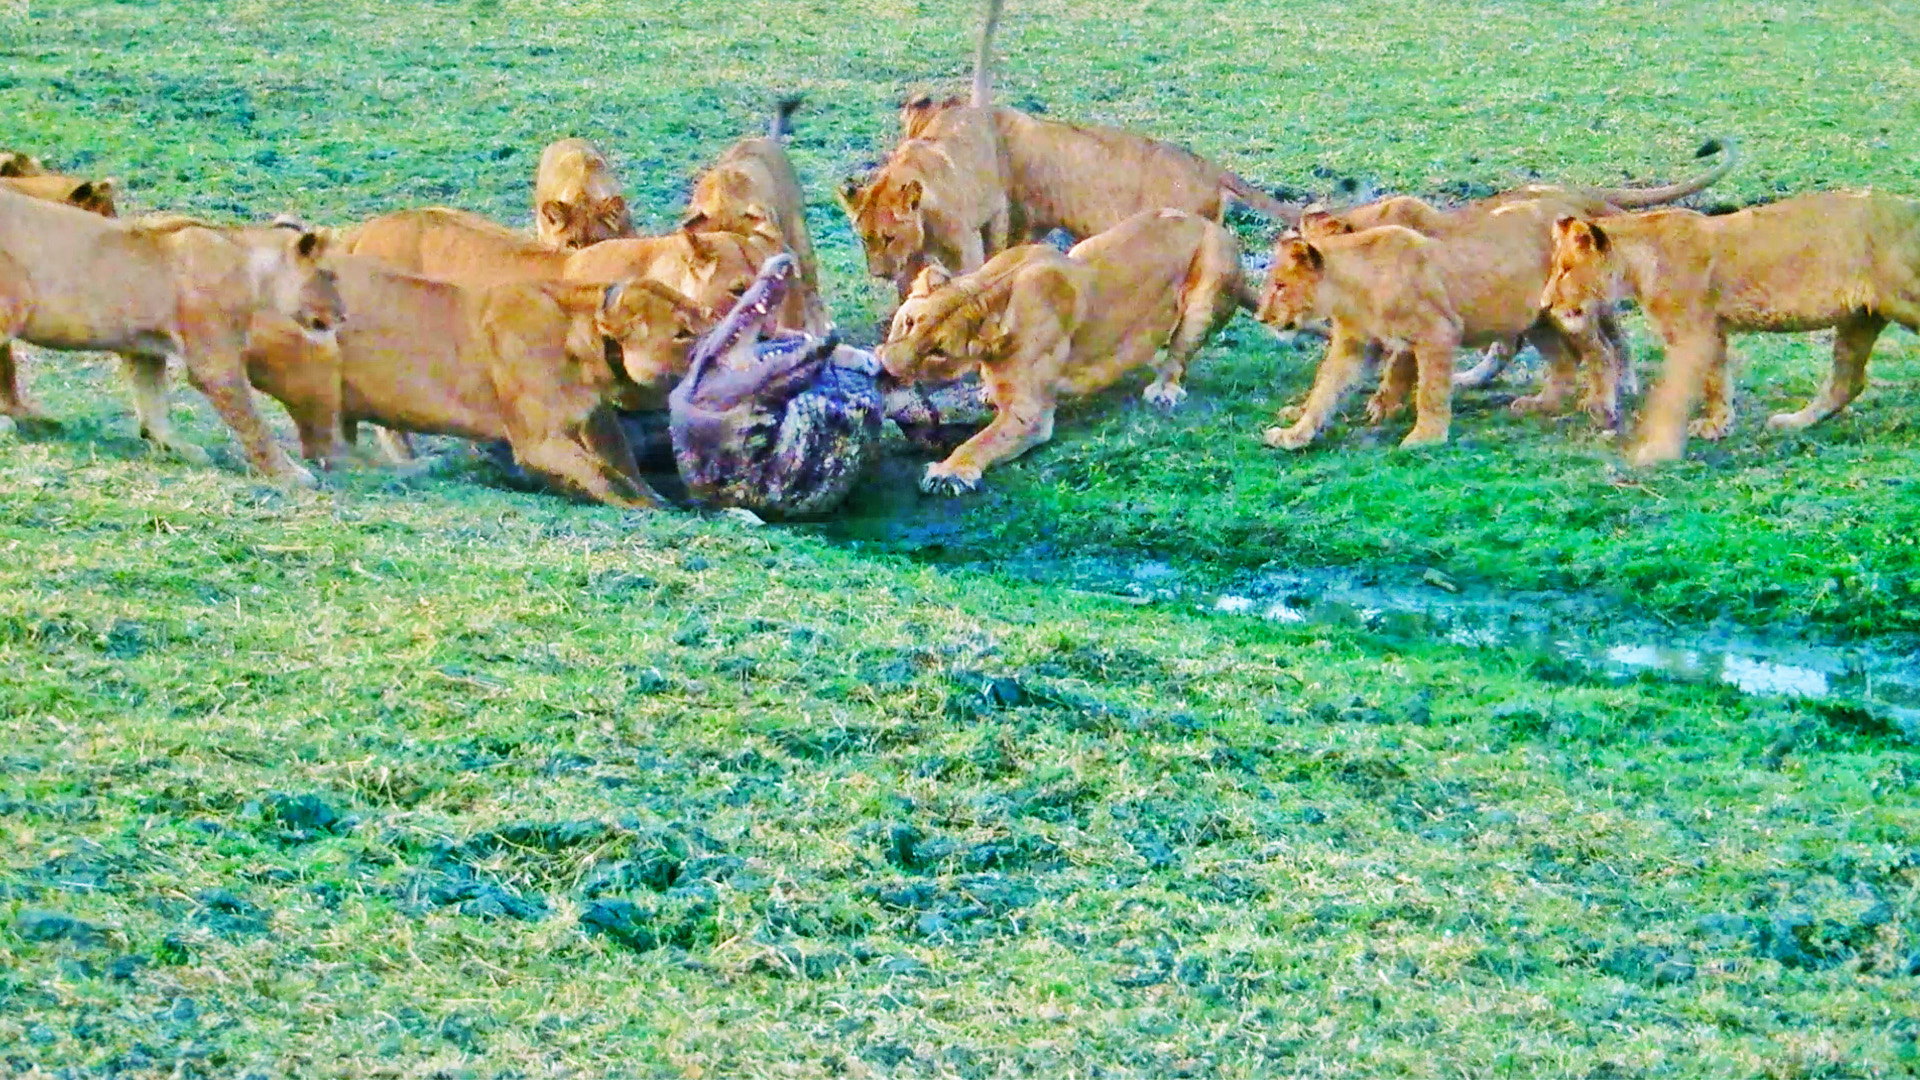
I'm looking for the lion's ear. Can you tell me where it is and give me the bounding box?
[899,178,923,214]
[836,177,866,212]
[539,200,569,228]
[1555,217,1609,255]
[66,181,96,206]
[680,209,711,232]
[294,229,328,261]
[1300,209,1349,238]
[0,151,37,178]
[1283,238,1324,273]
[909,263,949,298]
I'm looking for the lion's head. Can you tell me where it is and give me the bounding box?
[595,278,717,390]
[877,263,991,384]
[1256,237,1327,332]
[1542,216,1618,335]
[838,173,927,293]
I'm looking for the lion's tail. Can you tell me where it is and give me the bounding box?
[769,95,804,140]
[1592,137,1739,208]
[971,0,1005,108]
[1222,173,1304,226]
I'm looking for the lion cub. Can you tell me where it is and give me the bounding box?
[0,190,340,483]
[685,98,828,333]
[1259,200,1616,451]
[243,255,706,507]
[344,207,752,384]
[533,138,634,250]
[879,208,1247,493]
[1294,204,1629,431]
[1542,192,1920,465]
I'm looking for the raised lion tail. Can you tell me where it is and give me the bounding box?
[770,95,804,140]
[1595,137,1740,208]
[971,0,1005,109]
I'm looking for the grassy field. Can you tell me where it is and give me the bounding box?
[4,1,1920,1076]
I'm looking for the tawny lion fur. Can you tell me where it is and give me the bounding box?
[878,208,1247,493]
[838,104,1010,299]
[243,255,705,507]
[344,207,752,358]
[1541,191,1920,466]
[843,0,1294,297]
[533,138,634,250]
[1316,142,1735,391]
[686,98,828,332]
[1294,203,1630,430]
[0,174,118,217]
[0,188,341,483]
[1258,201,1618,452]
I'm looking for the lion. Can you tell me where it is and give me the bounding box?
[1318,140,1735,391]
[839,101,1011,297]
[845,0,1296,297]
[1541,192,1920,466]
[878,208,1248,493]
[910,0,1298,233]
[685,97,829,332]
[1258,202,1617,451]
[534,138,633,250]
[1295,204,1630,429]
[0,175,117,216]
[243,255,708,507]
[0,188,341,483]
[344,207,756,340]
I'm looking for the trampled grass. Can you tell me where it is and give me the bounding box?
[3,2,1919,1076]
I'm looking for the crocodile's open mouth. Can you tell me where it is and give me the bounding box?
[689,252,796,373]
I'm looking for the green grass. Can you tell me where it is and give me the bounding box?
[4,2,1920,1076]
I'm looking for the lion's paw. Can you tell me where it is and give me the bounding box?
[1627,440,1683,468]
[1262,424,1315,451]
[1363,394,1400,425]
[1510,392,1566,416]
[1765,410,1815,432]
[920,462,982,496]
[1142,381,1187,411]
[162,440,215,467]
[1687,414,1734,441]
[279,459,320,490]
[1398,425,1448,449]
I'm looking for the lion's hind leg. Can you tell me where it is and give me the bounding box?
[1147,232,1242,410]
[0,262,53,428]
[1765,314,1886,432]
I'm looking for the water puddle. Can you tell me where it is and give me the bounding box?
[1007,556,1920,737]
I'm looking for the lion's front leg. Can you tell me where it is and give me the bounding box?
[1400,335,1457,448]
[1630,320,1723,466]
[1264,332,1367,450]
[514,429,663,509]
[921,349,1065,495]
